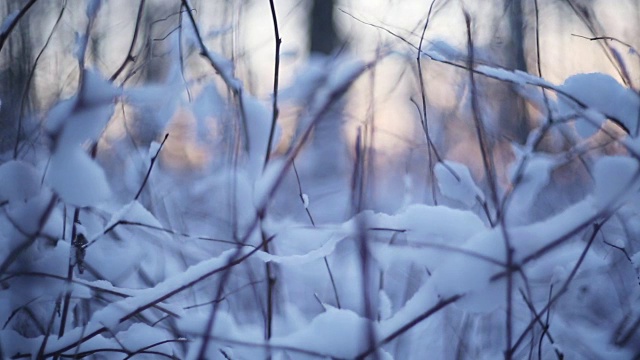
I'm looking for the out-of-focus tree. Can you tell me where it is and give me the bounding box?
[0,0,34,153]
[479,0,530,145]
[501,0,529,143]
[309,0,339,55]
[306,0,347,179]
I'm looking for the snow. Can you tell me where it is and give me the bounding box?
[477,66,528,85]
[558,73,640,136]
[435,160,485,207]
[42,248,240,355]
[242,93,279,180]
[326,59,367,93]
[271,306,371,358]
[255,231,346,266]
[253,158,286,207]
[0,160,40,203]
[593,156,639,209]
[5,7,640,359]
[297,57,369,132]
[99,200,161,236]
[378,289,392,320]
[148,140,161,159]
[46,145,111,207]
[41,69,117,207]
[124,83,180,136]
[428,228,505,312]
[79,68,119,106]
[203,49,243,92]
[191,84,225,142]
[280,56,329,104]
[507,148,558,224]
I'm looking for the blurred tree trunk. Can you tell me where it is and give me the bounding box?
[506,0,527,73]
[309,0,339,55]
[307,0,347,178]
[499,0,530,144]
[130,1,177,146]
[0,0,34,153]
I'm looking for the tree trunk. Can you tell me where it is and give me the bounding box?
[307,0,347,179]
[0,0,34,153]
[309,0,339,55]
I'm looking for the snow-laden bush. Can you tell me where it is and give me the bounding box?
[1,1,640,359]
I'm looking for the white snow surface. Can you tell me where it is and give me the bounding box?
[593,156,639,209]
[40,248,242,356]
[42,69,117,206]
[46,145,111,207]
[0,160,40,203]
[558,73,640,137]
[435,160,485,207]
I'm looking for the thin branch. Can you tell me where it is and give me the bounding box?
[110,0,146,82]
[571,34,639,59]
[464,12,500,225]
[0,195,57,275]
[37,307,57,359]
[195,234,275,359]
[13,0,66,159]
[183,279,265,310]
[123,339,188,360]
[58,208,81,339]
[351,129,378,359]
[135,133,169,200]
[0,0,39,53]
[2,271,180,317]
[510,221,605,354]
[342,8,632,137]
[264,0,282,168]
[292,159,342,308]
[416,0,438,205]
[564,0,631,88]
[517,289,563,360]
[179,0,250,150]
[91,219,250,249]
[355,295,462,359]
[40,236,276,358]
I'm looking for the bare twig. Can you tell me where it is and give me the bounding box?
[517,288,563,360]
[564,0,632,88]
[38,236,276,358]
[510,221,605,354]
[110,0,146,82]
[291,160,342,308]
[416,0,439,205]
[13,0,66,159]
[464,13,500,224]
[179,0,250,150]
[58,208,81,339]
[0,0,39,52]
[571,34,639,58]
[135,133,169,200]
[355,295,462,359]
[342,8,633,137]
[91,219,251,249]
[0,195,57,275]
[264,0,282,168]
[351,129,379,359]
